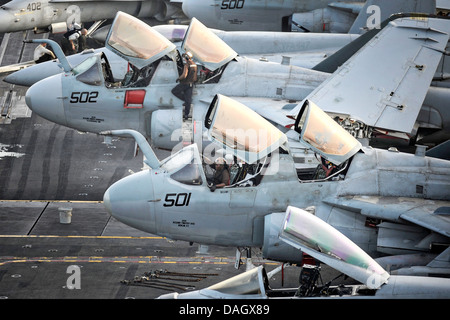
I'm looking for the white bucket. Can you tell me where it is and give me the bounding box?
[59,207,73,224]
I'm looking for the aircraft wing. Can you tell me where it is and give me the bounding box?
[0,60,35,76]
[323,196,450,238]
[401,206,450,238]
[289,14,450,134]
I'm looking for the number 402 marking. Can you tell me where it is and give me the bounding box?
[27,2,41,11]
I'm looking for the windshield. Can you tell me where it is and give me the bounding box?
[160,147,195,173]
[170,159,203,185]
[73,56,103,86]
[160,145,204,186]
[72,56,97,75]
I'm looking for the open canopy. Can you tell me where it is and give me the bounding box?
[294,100,361,165]
[182,18,237,71]
[280,206,390,289]
[205,94,287,164]
[105,11,176,69]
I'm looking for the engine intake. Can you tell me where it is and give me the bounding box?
[262,213,304,264]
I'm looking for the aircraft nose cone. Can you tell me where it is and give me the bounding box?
[25,75,67,126]
[103,188,112,214]
[5,61,61,86]
[103,170,156,234]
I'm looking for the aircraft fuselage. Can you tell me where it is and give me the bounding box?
[0,0,170,33]
[26,55,328,149]
[104,144,450,258]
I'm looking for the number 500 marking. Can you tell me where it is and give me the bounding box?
[163,193,192,207]
[221,0,245,9]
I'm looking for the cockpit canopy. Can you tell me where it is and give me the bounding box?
[280,206,390,289]
[182,18,237,71]
[205,94,287,164]
[205,95,361,169]
[294,100,361,165]
[105,11,176,69]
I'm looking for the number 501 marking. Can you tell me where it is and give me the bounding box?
[163,193,192,207]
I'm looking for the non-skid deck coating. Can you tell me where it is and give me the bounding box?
[0,201,303,300]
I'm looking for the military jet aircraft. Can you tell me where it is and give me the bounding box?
[3,24,358,84]
[180,0,364,32]
[87,0,436,56]
[20,12,337,151]
[0,0,187,33]
[102,93,450,276]
[182,0,437,33]
[0,0,369,34]
[5,0,436,82]
[21,12,450,151]
[157,206,450,299]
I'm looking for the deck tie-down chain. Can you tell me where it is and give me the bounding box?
[121,269,219,291]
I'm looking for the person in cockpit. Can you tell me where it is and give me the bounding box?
[171,52,197,120]
[209,157,230,192]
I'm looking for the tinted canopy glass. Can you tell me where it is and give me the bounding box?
[182,18,237,71]
[106,11,176,69]
[280,206,389,289]
[295,100,361,165]
[73,55,103,86]
[206,94,287,164]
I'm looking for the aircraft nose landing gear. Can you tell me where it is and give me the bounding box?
[235,247,256,271]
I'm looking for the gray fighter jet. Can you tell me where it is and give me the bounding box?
[102,92,450,277]
[21,12,450,150]
[0,0,187,33]
[4,0,438,81]
[0,0,366,34]
[182,0,436,33]
[180,0,365,32]
[2,24,358,84]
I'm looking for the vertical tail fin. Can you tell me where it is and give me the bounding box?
[313,0,437,73]
[349,0,436,34]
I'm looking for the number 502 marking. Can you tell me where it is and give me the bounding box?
[70,91,99,103]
